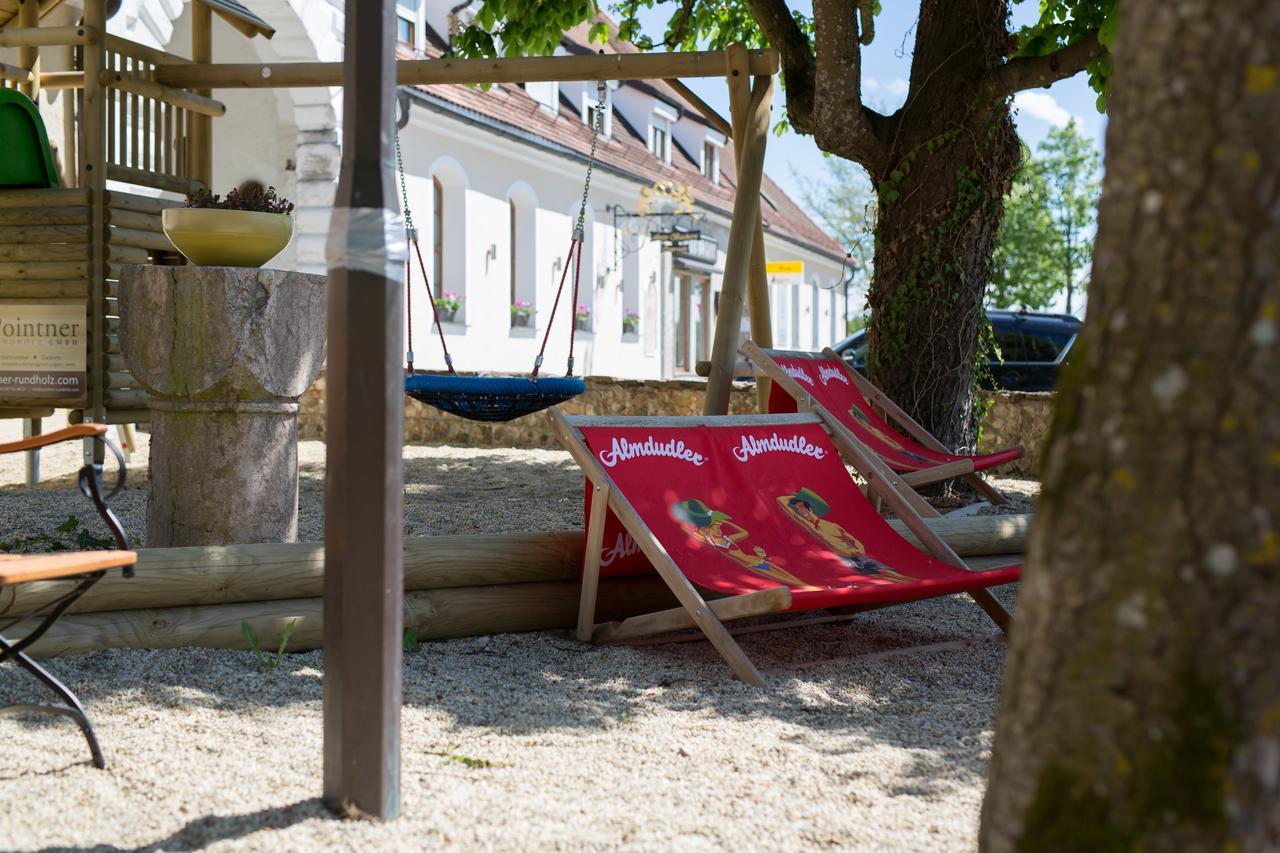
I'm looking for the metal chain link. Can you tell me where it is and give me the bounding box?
[573,80,608,241]
[394,126,415,238]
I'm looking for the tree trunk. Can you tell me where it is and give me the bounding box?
[980,1,1280,850]
[865,0,1021,452]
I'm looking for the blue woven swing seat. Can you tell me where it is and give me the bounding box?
[405,374,585,422]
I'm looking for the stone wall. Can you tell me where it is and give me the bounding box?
[298,372,1055,475]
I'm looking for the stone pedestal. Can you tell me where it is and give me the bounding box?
[119,265,326,547]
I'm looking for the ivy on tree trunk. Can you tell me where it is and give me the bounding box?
[980,0,1280,849]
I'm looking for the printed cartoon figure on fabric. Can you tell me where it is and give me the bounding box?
[669,498,815,588]
[776,488,916,584]
[847,405,933,463]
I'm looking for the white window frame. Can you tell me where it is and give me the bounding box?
[649,107,675,164]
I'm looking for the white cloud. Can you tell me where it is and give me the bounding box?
[1013,91,1073,127]
[864,77,909,98]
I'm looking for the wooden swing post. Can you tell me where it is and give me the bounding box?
[704,49,773,416]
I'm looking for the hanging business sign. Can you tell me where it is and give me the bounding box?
[0,301,87,401]
[766,260,805,288]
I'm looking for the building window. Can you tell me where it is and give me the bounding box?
[397,16,415,46]
[702,141,720,184]
[432,176,443,299]
[649,115,671,164]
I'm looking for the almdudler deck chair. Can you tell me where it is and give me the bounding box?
[0,425,135,768]
[550,410,1020,686]
[742,341,1022,506]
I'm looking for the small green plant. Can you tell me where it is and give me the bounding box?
[427,747,509,769]
[186,180,294,214]
[403,627,419,652]
[240,619,297,671]
[0,514,115,553]
[434,290,462,313]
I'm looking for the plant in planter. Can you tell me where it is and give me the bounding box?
[162,181,295,268]
[435,290,462,323]
[574,304,591,332]
[622,307,639,335]
[511,299,532,327]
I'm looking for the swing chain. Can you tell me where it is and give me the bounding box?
[573,80,608,241]
[394,125,416,240]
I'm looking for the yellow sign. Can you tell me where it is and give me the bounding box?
[0,301,87,401]
[766,260,804,287]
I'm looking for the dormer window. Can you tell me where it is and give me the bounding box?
[582,89,613,137]
[649,111,673,164]
[702,140,720,184]
[396,15,415,46]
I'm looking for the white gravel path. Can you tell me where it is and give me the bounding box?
[1,420,1036,851]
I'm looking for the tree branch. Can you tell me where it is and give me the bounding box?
[810,0,889,173]
[989,31,1105,98]
[743,0,816,134]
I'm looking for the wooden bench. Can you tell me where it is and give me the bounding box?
[0,424,135,769]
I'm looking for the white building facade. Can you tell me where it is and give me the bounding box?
[75,0,854,379]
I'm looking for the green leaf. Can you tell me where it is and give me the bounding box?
[404,627,419,652]
[1097,9,1118,49]
[56,515,79,533]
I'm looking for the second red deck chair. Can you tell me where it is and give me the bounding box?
[742,341,1022,506]
[550,410,1020,687]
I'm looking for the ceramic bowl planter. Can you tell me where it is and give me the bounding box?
[162,208,293,268]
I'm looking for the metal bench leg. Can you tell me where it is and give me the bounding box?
[0,636,106,769]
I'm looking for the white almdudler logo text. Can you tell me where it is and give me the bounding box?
[598,435,706,467]
[732,432,827,462]
[818,364,849,385]
[782,365,814,386]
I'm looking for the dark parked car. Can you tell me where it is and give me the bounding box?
[832,309,1081,392]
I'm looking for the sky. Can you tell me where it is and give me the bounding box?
[631,1,1106,225]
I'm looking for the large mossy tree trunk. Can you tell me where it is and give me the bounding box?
[980,1,1280,850]
[864,0,1021,451]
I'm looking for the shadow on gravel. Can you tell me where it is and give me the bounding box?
[30,798,326,853]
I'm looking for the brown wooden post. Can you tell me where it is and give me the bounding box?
[723,45,773,413]
[704,48,772,415]
[17,0,39,100]
[190,0,212,187]
[81,0,106,441]
[322,0,405,821]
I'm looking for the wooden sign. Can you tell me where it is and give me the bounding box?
[0,300,86,402]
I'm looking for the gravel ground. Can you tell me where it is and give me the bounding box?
[1,421,1038,851]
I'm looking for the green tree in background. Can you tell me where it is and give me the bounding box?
[794,158,876,333]
[993,122,1102,312]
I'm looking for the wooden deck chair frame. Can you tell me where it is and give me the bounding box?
[741,341,1015,507]
[550,410,1013,688]
[0,424,136,769]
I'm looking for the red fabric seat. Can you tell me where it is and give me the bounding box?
[764,354,1021,474]
[579,420,1019,612]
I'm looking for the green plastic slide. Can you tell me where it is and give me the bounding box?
[0,88,60,188]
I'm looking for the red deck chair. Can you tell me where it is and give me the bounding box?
[1,424,135,768]
[742,342,1022,506]
[550,410,1019,686]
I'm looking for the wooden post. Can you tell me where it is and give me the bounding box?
[81,0,106,453]
[723,45,773,413]
[190,1,212,188]
[322,0,405,822]
[17,0,39,101]
[704,49,773,415]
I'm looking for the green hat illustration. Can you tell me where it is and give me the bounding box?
[672,498,731,527]
[789,487,830,517]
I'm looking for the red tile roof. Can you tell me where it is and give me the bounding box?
[398,28,845,263]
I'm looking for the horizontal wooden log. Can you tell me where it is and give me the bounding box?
[38,70,84,89]
[0,206,90,226]
[0,187,89,208]
[0,25,97,47]
[68,403,149,424]
[0,279,88,298]
[0,407,56,419]
[19,576,683,659]
[104,191,181,215]
[103,34,192,67]
[106,243,151,264]
[153,49,780,89]
[0,515,1030,620]
[593,586,792,644]
[99,70,226,116]
[105,370,136,388]
[106,208,165,231]
[0,60,32,84]
[0,242,88,261]
[2,224,91,243]
[107,225,174,251]
[105,164,203,196]
[0,260,89,279]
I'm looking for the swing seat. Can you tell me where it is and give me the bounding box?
[405,374,585,422]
